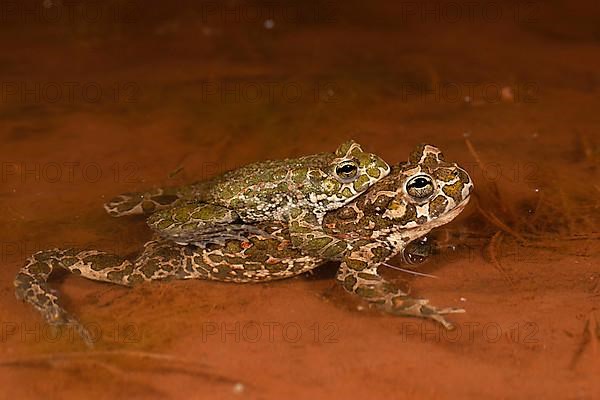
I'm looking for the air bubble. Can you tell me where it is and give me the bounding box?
[264,19,275,29]
[233,383,245,394]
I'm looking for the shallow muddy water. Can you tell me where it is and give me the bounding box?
[1,1,599,399]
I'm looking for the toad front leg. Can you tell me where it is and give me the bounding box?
[146,202,271,245]
[335,243,464,329]
[104,187,183,216]
[287,207,350,259]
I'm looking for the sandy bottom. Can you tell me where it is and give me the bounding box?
[1,1,599,399]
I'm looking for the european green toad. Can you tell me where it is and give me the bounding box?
[15,144,472,346]
[106,140,391,257]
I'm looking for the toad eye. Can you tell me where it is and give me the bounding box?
[334,161,359,182]
[406,175,434,200]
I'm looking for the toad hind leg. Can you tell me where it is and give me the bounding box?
[14,244,188,346]
[288,208,349,259]
[336,246,464,330]
[14,237,321,346]
[14,249,135,347]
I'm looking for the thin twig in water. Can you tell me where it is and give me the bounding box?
[168,165,185,179]
[569,311,600,369]
[476,203,527,243]
[521,191,545,233]
[382,262,439,279]
[0,350,242,384]
[465,138,507,214]
[464,138,485,173]
[485,231,514,286]
[558,188,576,236]
[0,350,194,366]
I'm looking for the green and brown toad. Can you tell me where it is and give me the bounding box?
[15,144,472,346]
[106,140,390,256]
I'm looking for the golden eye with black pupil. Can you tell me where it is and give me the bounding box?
[406,175,434,200]
[334,161,359,182]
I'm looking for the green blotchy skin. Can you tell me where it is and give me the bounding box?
[15,144,473,346]
[105,140,391,256]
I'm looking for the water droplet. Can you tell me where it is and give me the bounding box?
[264,19,275,29]
[233,383,245,394]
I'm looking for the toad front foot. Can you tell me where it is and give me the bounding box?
[104,188,181,217]
[382,298,465,330]
[336,248,464,329]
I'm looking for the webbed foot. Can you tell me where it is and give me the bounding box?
[383,297,465,330]
[105,189,180,217]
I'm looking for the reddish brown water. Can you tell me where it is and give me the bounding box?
[1,1,599,399]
